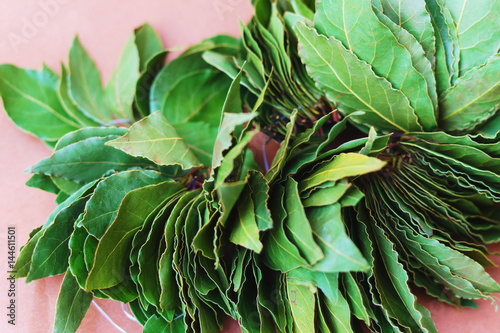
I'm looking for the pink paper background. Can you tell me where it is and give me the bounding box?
[0,1,498,332]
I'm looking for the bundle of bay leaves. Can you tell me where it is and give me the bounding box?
[1,0,500,332]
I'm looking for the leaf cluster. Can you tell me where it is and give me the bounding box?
[2,1,500,333]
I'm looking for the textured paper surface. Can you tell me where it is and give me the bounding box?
[0,1,498,332]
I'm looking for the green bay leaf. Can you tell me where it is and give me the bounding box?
[299,153,386,192]
[370,219,437,332]
[27,196,88,282]
[426,0,460,92]
[0,64,80,140]
[315,0,437,130]
[376,0,436,66]
[262,185,309,272]
[229,188,263,253]
[295,23,422,133]
[68,37,113,123]
[134,23,164,71]
[58,65,99,127]
[440,54,500,132]
[286,277,316,333]
[80,170,168,239]
[26,173,60,194]
[442,0,500,75]
[53,270,93,333]
[135,51,168,117]
[306,204,369,272]
[106,111,201,169]
[12,227,43,278]
[284,178,324,265]
[105,34,140,121]
[28,135,153,183]
[85,181,185,290]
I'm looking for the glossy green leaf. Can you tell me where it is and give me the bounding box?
[355,205,406,331]
[135,51,168,117]
[58,65,99,127]
[342,273,371,324]
[215,181,247,228]
[265,111,298,183]
[392,221,492,300]
[162,69,232,126]
[150,52,208,113]
[369,218,437,332]
[105,34,140,120]
[85,182,184,290]
[284,178,324,265]
[229,188,263,253]
[28,135,153,183]
[289,0,315,21]
[307,203,369,272]
[315,0,437,130]
[68,225,91,289]
[295,23,422,133]
[247,170,273,231]
[263,185,309,272]
[128,299,156,326]
[68,37,113,123]
[280,115,353,177]
[159,191,200,310]
[138,201,177,309]
[202,51,260,96]
[286,277,316,333]
[80,170,168,239]
[150,35,239,113]
[478,113,500,137]
[53,270,93,333]
[43,181,97,230]
[27,196,88,282]
[134,23,164,71]
[426,0,460,93]
[411,229,500,294]
[12,227,43,278]
[372,6,438,114]
[215,128,258,188]
[319,287,353,333]
[99,280,138,303]
[54,191,69,204]
[143,315,186,333]
[106,111,201,169]
[54,126,128,150]
[441,0,500,75]
[26,173,59,194]
[299,153,386,192]
[376,0,435,65]
[239,21,267,90]
[173,121,219,167]
[287,268,339,304]
[212,113,258,171]
[440,54,500,132]
[83,234,98,273]
[302,179,351,207]
[0,64,80,140]
[339,186,365,207]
